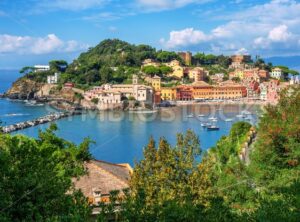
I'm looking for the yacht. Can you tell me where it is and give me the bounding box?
[201,122,212,127]
[207,125,220,131]
[242,110,252,115]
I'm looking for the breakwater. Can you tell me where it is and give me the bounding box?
[1,111,81,133]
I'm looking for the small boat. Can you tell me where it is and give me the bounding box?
[208,117,217,121]
[242,110,252,115]
[186,114,194,118]
[212,119,218,122]
[225,118,233,122]
[198,114,205,117]
[201,122,212,127]
[236,114,245,118]
[207,125,220,131]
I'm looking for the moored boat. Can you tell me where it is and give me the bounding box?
[186,114,194,118]
[207,125,220,131]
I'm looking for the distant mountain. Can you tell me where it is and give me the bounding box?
[265,56,300,71]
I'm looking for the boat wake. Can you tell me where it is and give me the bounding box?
[2,113,31,117]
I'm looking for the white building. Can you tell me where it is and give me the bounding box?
[259,83,268,101]
[47,73,60,84]
[84,75,153,109]
[290,75,300,85]
[271,68,283,79]
[34,65,50,72]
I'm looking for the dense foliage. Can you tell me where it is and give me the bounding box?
[0,124,92,221]
[18,39,299,90]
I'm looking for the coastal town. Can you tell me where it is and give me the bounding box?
[29,53,299,111]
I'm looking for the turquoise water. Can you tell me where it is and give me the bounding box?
[0,70,259,165]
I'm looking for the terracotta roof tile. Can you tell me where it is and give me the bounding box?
[73,160,131,199]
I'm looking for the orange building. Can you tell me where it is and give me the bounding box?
[192,81,214,99]
[192,81,247,100]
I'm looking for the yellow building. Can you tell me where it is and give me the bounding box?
[229,70,244,79]
[151,75,161,91]
[142,59,160,68]
[165,60,184,79]
[161,87,177,100]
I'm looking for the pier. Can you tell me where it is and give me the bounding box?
[1,111,81,134]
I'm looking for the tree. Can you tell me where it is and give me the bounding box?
[19,66,35,74]
[156,51,181,63]
[49,60,68,72]
[99,66,113,83]
[0,124,92,221]
[91,98,99,104]
[232,77,241,83]
[159,65,173,76]
[141,66,161,76]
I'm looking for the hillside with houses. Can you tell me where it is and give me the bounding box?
[6,39,299,110]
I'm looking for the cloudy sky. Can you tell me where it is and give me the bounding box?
[0,0,300,68]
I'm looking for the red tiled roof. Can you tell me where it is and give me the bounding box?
[73,160,131,198]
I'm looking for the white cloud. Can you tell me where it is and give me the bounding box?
[268,25,292,42]
[235,48,248,55]
[0,34,88,55]
[160,28,210,48]
[161,0,300,56]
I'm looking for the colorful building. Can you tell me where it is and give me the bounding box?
[176,86,193,100]
[192,81,214,100]
[84,75,153,109]
[229,69,244,79]
[230,55,252,69]
[161,87,177,101]
[185,67,206,82]
[151,75,161,91]
[142,59,160,67]
[165,60,184,79]
[271,67,283,79]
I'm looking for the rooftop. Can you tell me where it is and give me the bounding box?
[73,159,132,198]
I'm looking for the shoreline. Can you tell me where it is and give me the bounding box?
[175,99,268,106]
[1,96,269,111]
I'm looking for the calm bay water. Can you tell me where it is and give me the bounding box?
[0,70,259,165]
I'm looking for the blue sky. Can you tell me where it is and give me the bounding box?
[0,0,300,69]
